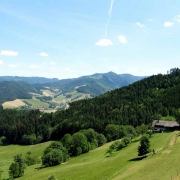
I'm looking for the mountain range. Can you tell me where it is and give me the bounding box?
[0,72,145,109]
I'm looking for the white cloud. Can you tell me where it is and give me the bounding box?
[39,52,49,57]
[0,60,4,65]
[29,65,41,69]
[8,64,21,68]
[95,39,112,46]
[0,50,18,56]
[136,22,146,28]
[164,21,174,27]
[174,15,180,23]
[118,35,127,44]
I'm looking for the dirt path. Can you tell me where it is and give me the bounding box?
[163,131,178,154]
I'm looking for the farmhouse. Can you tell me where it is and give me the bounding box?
[152,120,180,132]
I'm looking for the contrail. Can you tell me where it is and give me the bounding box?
[108,0,114,15]
[105,0,114,38]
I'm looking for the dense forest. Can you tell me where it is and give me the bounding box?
[0,81,40,104]
[0,68,180,145]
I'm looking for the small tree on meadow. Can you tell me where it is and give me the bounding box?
[9,154,26,179]
[42,141,69,167]
[138,135,151,157]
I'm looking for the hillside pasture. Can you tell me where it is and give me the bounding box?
[22,98,49,109]
[2,99,26,108]
[41,89,55,97]
[0,132,179,180]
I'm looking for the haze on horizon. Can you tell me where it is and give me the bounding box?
[0,0,180,79]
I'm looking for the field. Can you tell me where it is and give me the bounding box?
[2,99,26,108]
[2,88,91,112]
[22,98,49,109]
[1,132,180,180]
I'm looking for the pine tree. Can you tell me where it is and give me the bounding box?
[138,135,151,157]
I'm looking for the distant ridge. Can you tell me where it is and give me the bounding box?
[0,72,145,108]
[0,76,59,84]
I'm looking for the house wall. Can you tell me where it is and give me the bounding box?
[153,126,165,132]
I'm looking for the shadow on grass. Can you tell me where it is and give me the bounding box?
[132,139,140,143]
[129,156,147,161]
[35,166,45,170]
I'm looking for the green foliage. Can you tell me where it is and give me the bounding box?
[9,162,19,179]
[42,149,63,167]
[9,154,26,178]
[135,124,148,135]
[61,134,72,152]
[70,132,89,156]
[161,116,176,121]
[105,124,119,141]
[122,136,132,146]
[42,142,69,167]
[96,133,107,147]
[22,134,43,145]
[25,151,39,166]
[138,135,151,157]
[107,136,132,156]
[80,129,98,150]
[61,130,106,157]
[0,136,6,146]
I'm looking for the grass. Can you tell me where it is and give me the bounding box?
[0,132,179,180]
[41,90,55,97]
[22,98,49,109]
[53,94,66,102]
[0,141,52,179]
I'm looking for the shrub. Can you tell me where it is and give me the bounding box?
[9,154,26,178]
[42,142,69,167]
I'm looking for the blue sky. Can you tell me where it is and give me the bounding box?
[0,0,180,79]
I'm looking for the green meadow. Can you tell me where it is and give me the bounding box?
[0,132,179,180]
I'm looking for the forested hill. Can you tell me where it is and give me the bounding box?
[66,68,180,128]
[1,68,180,145]
[37,72,145,96]
[0,81,40,104]
[0,72,144,105]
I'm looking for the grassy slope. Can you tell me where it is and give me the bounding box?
[112,132,176,180]
[22,98,49,109]
[1,132,178,180]
[0,141,52,179]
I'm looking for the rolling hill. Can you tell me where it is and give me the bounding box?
[0,81,40,104]
[0,132,179,180]
[0,72,145,110]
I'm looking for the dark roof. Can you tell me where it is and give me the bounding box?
[152,120,179,128]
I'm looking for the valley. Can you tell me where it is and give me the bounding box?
[0,72,144,111]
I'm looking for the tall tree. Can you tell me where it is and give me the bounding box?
[138,135,151,157]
